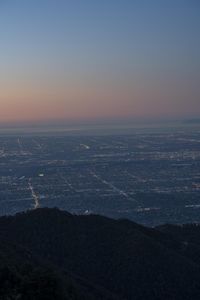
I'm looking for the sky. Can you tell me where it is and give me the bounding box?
[0,0,200,125]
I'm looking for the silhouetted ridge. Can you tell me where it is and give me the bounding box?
[1,208,200,299]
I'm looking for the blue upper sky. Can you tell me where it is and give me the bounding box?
[0,0,199,124]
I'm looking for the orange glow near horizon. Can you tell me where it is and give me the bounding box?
[0,74,199,124]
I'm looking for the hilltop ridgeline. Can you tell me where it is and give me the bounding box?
[1,208,200,299]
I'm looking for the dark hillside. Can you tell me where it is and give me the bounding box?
[1,208,200,299]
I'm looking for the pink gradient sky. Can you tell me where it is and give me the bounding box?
[0,0,199,125]
[0,73,199,124]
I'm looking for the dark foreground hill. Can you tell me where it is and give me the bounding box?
[1,208,200,299]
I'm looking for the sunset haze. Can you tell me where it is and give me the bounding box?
[0,0,199,125]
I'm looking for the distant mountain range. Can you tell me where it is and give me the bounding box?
[1,208,200,299]
[183,118,200,124]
